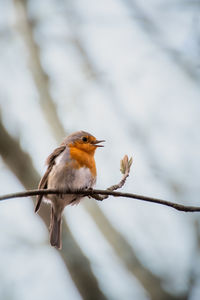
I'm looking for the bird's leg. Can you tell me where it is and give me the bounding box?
[86,187,93,198]
[69,197,78,204]
[84,187,104,201]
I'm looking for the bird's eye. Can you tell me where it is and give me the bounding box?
[82,136,88,142]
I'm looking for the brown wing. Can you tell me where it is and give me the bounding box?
[35,145,66,213]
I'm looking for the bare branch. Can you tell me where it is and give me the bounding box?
[0,188,200,212]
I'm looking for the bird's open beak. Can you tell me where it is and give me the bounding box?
[93,140,105,147]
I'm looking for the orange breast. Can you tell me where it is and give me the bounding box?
[69,146,97,177]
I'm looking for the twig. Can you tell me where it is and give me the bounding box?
[92,155,132,200]
[0,188,200,212]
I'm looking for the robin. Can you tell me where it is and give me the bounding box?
[35,131,104,249]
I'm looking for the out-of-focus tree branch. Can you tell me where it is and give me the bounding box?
[85,201,188,300]
[0,119,106,300]
[187,220,200,292]
[13,0,66,141]
[0,116,49,224]
[122,0,200,82]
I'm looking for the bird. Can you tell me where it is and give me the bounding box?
[35,131,104,249]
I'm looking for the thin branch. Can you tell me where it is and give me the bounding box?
[92,155,132,201]
[0,188,200,212]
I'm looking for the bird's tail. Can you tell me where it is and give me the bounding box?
[50,209,62,249]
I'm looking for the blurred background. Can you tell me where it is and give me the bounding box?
[0,0,200,299]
